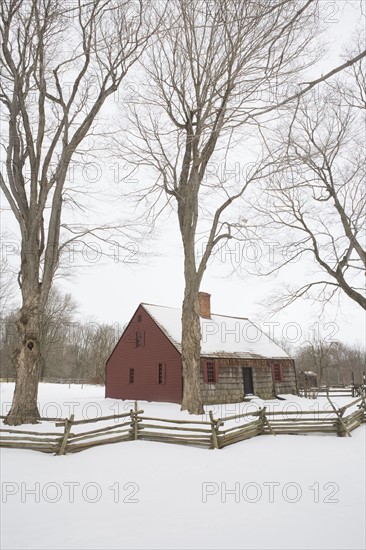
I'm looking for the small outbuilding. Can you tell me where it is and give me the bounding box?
[105,293,297,404]
[298,370,318,388]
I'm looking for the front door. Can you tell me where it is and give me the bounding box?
[242,367,254,395]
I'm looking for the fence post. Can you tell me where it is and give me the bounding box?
[326,391,351,437]
[260,407,276,436]
[359,388,366,422]
[58,414,74,455]
[134,401,139,440]
[130,401,139,440]
[209,411,219,449]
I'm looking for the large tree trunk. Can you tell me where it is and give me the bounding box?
[180,231,205,414]
[4,288,42,426]
[180,291,204,414]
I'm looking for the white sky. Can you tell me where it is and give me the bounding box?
[0,0,365,351]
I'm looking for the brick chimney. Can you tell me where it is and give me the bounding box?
[198,292,211,319]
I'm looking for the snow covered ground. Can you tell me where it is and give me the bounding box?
[1,383,365,550]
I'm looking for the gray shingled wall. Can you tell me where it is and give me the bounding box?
[200,358,297,404]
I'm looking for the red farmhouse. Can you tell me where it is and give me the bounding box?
[105,293,297,404]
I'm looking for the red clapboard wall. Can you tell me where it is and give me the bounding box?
[105,305,182,403]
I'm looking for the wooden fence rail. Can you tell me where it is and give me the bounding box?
[1,396,365,454]
[299,383,366,398]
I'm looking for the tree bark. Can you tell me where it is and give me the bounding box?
[1,1,154,424]
[179,225,205,414]
[4,291,42,425]
[180,288,204,415]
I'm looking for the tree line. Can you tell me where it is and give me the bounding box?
[294,341,365,387]
[0,288,118,384]
[1,286,364,388]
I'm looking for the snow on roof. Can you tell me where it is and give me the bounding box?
[142,303,290,360]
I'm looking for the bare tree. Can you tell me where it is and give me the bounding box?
[70,321,118,383]
[0,288,118,383]
[0,311,17,381]
[330,341,366,386]
[0,250,17,317]
[295,339,366,386]
[89,323,118,383]
[296,338,338,386]
[1,286,77,380]
[39,287,78,378]
[255,58,366,311]
[0,0,156,424]
[113,0,330,413]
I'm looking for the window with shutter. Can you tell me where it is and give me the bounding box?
[272,363,283,382]
[158,363,166,384]
[136,331,145,347]
[204,361,218,384]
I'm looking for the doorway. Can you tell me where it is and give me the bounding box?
[242,367,254,395]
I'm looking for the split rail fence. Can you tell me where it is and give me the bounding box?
[299,377,366,399]
[299,386,364,398]
[1,393,365,455]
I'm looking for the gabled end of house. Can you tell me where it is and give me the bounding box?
[105,292,297,405]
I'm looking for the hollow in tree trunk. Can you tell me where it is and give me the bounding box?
[4,300,42,425]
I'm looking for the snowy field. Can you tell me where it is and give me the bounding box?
[1,383,365,550]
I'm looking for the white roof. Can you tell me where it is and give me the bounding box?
[142,303,290,360]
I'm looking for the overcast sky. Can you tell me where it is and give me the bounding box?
[1,0,365,351]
